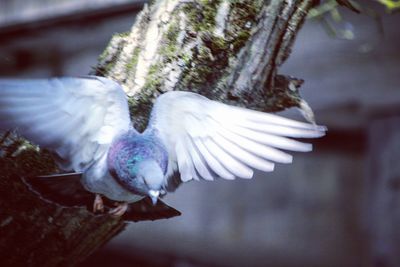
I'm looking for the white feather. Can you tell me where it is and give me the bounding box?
[202,137,253,179]
[185,136,214,181]
[228,125,312,152]
[175,140,195,182]
[205,116,294,164]
[212,133,275,172]
[0,76,131,172]
[193,138,235,180]
[148,91,326,185]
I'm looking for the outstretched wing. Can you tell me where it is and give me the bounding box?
[147,91,326,188]
[0,76,131,171]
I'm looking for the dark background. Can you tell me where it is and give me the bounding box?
[1,1,400,267]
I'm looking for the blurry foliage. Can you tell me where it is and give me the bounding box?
[378,0,400,11]
[308,0,395,39]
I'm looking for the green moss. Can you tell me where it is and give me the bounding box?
[179,36,229,93]
[183,0,221,32]
[96,61,114,77]
[166,20,180,43]
[94,32,130,76]
[200,0,221,30]
[159,16,183,63]
[181,53,191,65]
[233,30,251,49]
[228,0,262,51]
[98,32,129,64]
[180,44,228,95]
[176,0,264,93]
[160,43,177,61]
[126,0,263,98]
[127,94,154,132]
[204,35,229,54]
[114,31,130,38]
[95,51,115,76]
[143,63,164,91]
[125,46,141,73]
[181,5,199,29]
[98,49,109,63]
[142,15,182,92]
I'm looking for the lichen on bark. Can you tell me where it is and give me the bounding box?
[93,0,317,131]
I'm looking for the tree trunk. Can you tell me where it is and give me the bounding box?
[0,0,317,266]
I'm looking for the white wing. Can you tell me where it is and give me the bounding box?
[147,91,326,184]
[0,76,131,171]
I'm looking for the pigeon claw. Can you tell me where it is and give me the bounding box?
[108,202,128,217]
[93,194,104,213]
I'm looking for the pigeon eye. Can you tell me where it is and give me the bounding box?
[127,158,136,166]
[127,155,141,167]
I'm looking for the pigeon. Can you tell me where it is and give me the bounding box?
[0,76,326,218]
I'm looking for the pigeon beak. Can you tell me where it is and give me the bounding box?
[148,190,160,205]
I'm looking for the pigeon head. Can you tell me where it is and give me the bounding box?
[108,131,168,204]
[127,158,164,203]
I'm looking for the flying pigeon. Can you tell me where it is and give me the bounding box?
[0,76,326,218]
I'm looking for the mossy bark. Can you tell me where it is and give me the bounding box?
[94,0,317,131]
[0,0,318,266]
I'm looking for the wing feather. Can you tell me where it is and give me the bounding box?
[206,116,294,164]
[230,126,312,152]
[0,76,132,172]
[193,138,235,180]
[202,137,253,179]
[185,135,214,181]
[212,133,275,172]
[147,91,326,189]
[175,139,195,182]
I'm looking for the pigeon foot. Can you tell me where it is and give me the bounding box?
[109,202,128,217]
[93,194,104,213]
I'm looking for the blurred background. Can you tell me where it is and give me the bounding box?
[1,1,400,267]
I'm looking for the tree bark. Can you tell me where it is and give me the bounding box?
[0,0,318,266]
